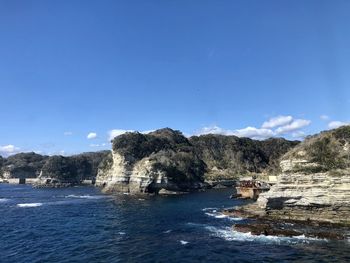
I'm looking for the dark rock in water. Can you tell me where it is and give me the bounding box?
[1,152,48,179]
[96,128,208,194]
[233,219,349,240]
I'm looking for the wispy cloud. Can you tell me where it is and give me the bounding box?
[195,125,274,140]
[89,143,107,148]
[328,121,349,129]
[0,145,21,157]
[262,115,293,129]
[87,132,97,139]
[108,129,154,141]
[196,115,311,140]
[320,115,329,121]
[275,119,311,135]
[64,131,73,136]
[108,129,134,141]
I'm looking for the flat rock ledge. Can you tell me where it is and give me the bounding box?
[222,204,350,240]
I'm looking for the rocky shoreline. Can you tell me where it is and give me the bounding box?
[221,125,350,240]
[1,126,349,239]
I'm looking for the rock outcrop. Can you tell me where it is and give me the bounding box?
[189,135,298,182]
[35,151,109,187]
[257,125,350,225]
[0,152,48,179]
[96,128,207,194]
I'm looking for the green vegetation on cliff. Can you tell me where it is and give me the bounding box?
[285,125,350,173]
[190,135,299,180]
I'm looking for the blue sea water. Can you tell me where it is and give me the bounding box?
[0,184,349,263]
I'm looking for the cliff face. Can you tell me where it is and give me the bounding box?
[257,126,350,225]
[96,128,206,194]
[189,135,298,181]
[1,153,48,179]
[36,151,110,186]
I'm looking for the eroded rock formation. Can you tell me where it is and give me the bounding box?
[0,152,48,179]
[96,128,207,194]
[257,125,350,225]
[35,151,110,187]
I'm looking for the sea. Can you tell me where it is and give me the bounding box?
[0,184,349,263]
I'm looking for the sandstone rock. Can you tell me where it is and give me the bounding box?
[96,128,207,194]
[257,125,350,225]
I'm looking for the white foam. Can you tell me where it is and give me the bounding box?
[17,203,43,208]
[180,240,189,245]
[205,225,326,244]
[163,230,172,234]
[118,232,126,235]
[0,198,9,203]
[202,207,218,211]
[205,212,243,221]
[66,195,107,200]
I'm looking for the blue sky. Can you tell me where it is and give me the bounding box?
[0,0,349,156]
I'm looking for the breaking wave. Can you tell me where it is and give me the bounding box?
[204,210,243,221]
[205,225,326,244]
[17,203,43,208]
[65,194,107,199]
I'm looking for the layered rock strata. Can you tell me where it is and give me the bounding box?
[96,128,207,194]
[256,125,350,225]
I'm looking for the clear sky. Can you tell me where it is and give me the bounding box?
[0,0,349,156]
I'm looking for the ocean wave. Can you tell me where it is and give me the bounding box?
[163,229,172,234]
[180,240,189,245]
[205,225,326,244]
[65,194,107,200]
[17,203,43,208]
[0,198,9,203]
[202,207,218,212]
[205,212,243,221]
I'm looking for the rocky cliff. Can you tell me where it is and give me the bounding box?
[96,128,207,194]
[0,152,48,179]
[257,125,350,225]
[189,135,298,181]
[35,151,109,187]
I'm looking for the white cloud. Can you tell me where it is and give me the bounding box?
[87,132,97,139]
[196,125,232,136]
[0,145,21,157]
[64,131,73,136]
[89,143,108,148]
[262,115,293,129]
[320,115,329,121]
[108,129,134,141]
[108,129,155,141]
[328,121,349,129]
[233,127,274,139]
[275,119,311,135]
[196,125,274,140]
